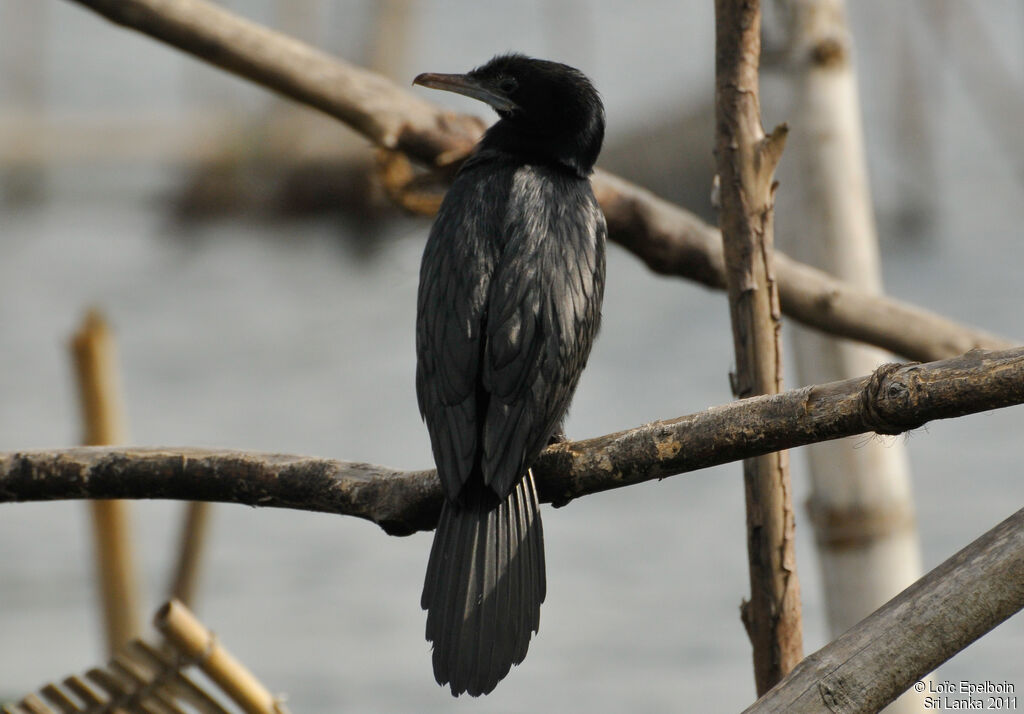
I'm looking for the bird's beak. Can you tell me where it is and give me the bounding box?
[413,72,516,113]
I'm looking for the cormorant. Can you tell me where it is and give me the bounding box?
[413,53,606,697]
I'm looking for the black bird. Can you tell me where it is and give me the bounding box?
[413,54,606,696]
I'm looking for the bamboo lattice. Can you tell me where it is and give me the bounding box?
[1,601,288,714]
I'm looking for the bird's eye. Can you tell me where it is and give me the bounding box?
[498,77,518,94]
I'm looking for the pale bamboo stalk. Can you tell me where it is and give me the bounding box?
[168,501,211,607]
[14,693,50,714]
[71,309,142,654]
[39,683,81,713]
[155,600,286,714]
[714,0,803,693]
[129,640,230,714]
[776,2,928,711]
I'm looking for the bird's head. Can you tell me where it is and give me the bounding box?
[414,53,605,176]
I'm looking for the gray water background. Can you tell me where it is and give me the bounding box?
[1,1,1023,711]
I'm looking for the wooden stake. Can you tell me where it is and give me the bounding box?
[71,308,142,654]
[714,0,804,694]
[155,600,286,714]
[168,501,212,607]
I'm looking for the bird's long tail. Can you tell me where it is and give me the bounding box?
[421,470,546,697]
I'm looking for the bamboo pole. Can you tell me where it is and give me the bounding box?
[5,346,1024,534]
[155,600,286,714]
[776,3,928,711]
[168,501,211,608]
[71,309,142,654]
[714,0,803,693]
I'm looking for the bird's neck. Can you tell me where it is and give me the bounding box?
[480,118,602,178]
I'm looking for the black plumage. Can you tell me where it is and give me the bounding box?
[413,53,606,697]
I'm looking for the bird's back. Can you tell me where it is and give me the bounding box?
[416,151,606,503]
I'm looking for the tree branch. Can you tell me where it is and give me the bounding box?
[3,347,1022,536]
[64,0,1014,363]
[745,505,1024,713]
[715,0,803,691]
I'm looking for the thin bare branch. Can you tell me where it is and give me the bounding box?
[745,506,1024,713]
[63,0,1015,363]
[2,347,1022,536]
[715,0,803,691]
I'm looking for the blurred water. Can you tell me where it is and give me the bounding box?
[2,1,1023,712]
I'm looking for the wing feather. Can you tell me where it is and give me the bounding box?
[418,159,605,503]
[481,168,606,496]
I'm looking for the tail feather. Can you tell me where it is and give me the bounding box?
[422,471,546,697]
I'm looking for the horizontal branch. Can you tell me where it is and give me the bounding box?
[745,506,1024,713]
[65,0,1015,363]
[3,347,1022,535]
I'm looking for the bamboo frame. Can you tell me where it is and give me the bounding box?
[1,602,285,714]
[155,601,284,714]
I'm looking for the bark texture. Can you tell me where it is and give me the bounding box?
[4,348,1021,535]
[715,0,803,692]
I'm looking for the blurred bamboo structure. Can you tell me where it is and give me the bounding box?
[72,309,211,640]
[71,310,142,655]
[1,601,288,714]
[168,502,212,609]
[775,2,928,710]
[156,601,286,714]
[0,0,46,203]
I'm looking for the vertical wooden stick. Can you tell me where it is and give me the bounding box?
[713,0,804,694]
[71,309,142,654]
[156,600,286,714]
[169,501,212,607]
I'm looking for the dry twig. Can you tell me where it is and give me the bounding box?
[714,0,802,691]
